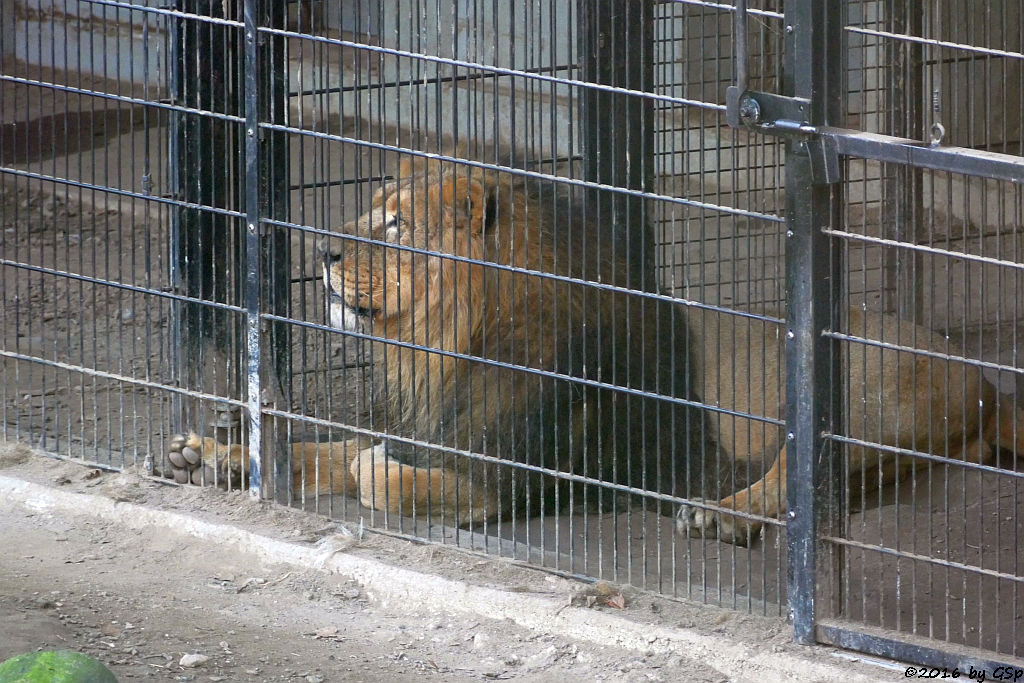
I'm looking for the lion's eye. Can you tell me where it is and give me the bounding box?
[384,215,401,243]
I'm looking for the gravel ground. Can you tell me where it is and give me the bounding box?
[0,443,893,682]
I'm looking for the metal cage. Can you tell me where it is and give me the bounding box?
[2,0,1022,670]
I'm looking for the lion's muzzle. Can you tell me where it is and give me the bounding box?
[327,291,378,332]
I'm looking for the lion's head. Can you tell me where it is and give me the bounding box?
[322,164,497,341]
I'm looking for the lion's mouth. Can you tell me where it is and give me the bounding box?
[348,303,379,321]
[328,292,379,331]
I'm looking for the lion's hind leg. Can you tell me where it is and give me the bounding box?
[984,403,1024,469]
[350,445,497,524]
[166,432,249,488]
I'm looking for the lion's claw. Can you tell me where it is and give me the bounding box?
[181,446,202,466]
[676,498,757,546]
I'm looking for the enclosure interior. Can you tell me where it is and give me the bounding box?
[1,0,1022,662]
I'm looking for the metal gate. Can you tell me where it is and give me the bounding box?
[732,0,1024,670]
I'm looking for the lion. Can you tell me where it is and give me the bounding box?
[167,158,724,525]
[677,306,1024,544]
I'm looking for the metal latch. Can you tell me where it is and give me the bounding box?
[726,0,839,184]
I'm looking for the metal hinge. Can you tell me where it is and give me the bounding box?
[727,86,840,185]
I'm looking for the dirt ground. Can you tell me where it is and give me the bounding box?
[0,444,900,682]
[0,447,706,682]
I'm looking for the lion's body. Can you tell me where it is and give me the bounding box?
[680,306,1024,543]
[690,307,994,478]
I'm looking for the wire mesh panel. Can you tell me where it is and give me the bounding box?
[1,0,787,613]
[4,0,1021,669]
[1,0,178,471]
[273,0,788,611]
[819,1,1024,661]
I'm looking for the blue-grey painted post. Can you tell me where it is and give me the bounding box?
[242,0,263,498]
[241,0,290,500]
[783,0,845,645]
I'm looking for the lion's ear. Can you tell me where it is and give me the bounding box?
[436,175,497,234]
[370,182,397,205]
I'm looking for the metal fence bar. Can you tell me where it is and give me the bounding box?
[241,0,262,497]
[240,0,289,500]
[879,0,923,321]
[821,128,1024,184]
[818,622,1022,674]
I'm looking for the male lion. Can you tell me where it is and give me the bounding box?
[678,306,1024,545]
[168,159,723,525]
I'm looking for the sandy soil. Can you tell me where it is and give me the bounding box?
[5,444,858,683]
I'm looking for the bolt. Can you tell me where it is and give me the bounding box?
[247,128,255,137]
[738,94,761,126]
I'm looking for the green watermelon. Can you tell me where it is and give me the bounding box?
[0,650,118,683]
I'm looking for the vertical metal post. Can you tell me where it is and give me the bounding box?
[261,0,292,502]
[578,0,655,292]
[0,0,14,60]
[171,0,244,428]
[783,0,845,645]
[242,0,262,498]
[881,1,924,320]
[242,0,291,499]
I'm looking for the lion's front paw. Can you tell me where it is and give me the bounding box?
[349,443,389,509]
[676,499,758,546]
[166,433,247,489]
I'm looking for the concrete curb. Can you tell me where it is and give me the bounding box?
[0,474,888,681]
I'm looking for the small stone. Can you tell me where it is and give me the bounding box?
[179,653,209,668]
